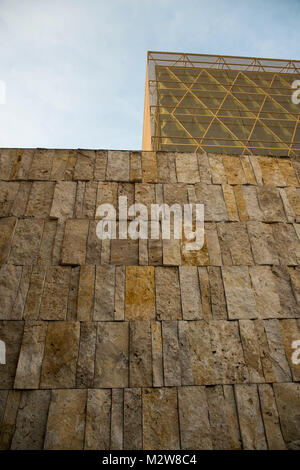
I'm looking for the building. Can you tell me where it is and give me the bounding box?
[143,51,300,156]
[0,52,300,451]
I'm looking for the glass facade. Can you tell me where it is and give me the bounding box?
[143,51,300,157]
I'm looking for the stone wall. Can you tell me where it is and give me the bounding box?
[0,148,300,450]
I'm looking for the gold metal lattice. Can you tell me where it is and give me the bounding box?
[143,51,300,156]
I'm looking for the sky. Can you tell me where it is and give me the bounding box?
[0,0,299,150]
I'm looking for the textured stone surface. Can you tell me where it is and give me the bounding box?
[14,321,47,389]
[125,266,155,320]
[11,390,51,450]
[94,322,129,388]
[1,148,300,450]
[40,322,80,388]
[178,386,212,449]
[44,389,86,450]
[155,267,181,320]
[142,388,180,450]
[85,389,111,450]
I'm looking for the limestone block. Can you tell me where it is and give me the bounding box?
[130,321,152,387]
[179,386,212,450]
[9,219,44,265]
[277,159,298,186]
[142,151,157,183]
[258,384,286,450]
[11,265,31,320]
[264,319,292,382]
[271,266,299,318]
[239,320,265,383]
[188,321,218,385]
[96,181,118,209]
[235,384,267,449]
[94,322,129,388]
[106,150,129,182]
[130,151,142,182]
[175,153,200,183]
[64,149,77,181]
[86,220,102,264]
[61,219,89,265]
[110,239,139,265]
[197,152,212,183]
[0,182,19,216]
[208,266,227,319]
[94,150,107,181]
[11,181,31,217]
[209,320,249,384]
[85,389,111,450]
[142,388,180,450]
[249,155,263,185]
[0,321,24,389]
[44,389,86,450]
[217,222,253,265]
[272,223,299,265]
[40,321,80,388]
[50,149,69,180]
[179,266,202,320]
[135,183,155,215]
[155,267,182,320]
[23,266,46,320]
[77,265,95,321]
[247,221,279,265]
[110,389,124,450]
[67,266,80,320]
[124,388,142,450]
[249,266,281,319]
[81,181,96,218]
[28,149,54,180]
[241,155,257,185]
[223,155,247,185]
[257,186,286,222]
[125,266,155,321]
[273,383,300,449]
[38,219,57,265]
[13,149,34,180]
[11,390,51,450]
[223,385,242,449]
[50,181,76,219]
[222,266,257,319]
[242,185,263,220]
[114,266,125,320]
[76,322,97,388]
[198,267,212,320]
[74,149,95,180]
[195,183,227,221]
[285,187,300,222]
[257,156,285,186]
[14,321,47,389]
[162,321,181,387]
[26,181,55,217]
[0,390,21,449]
[0,264,22,320]
[156,152,170,182]
[178,321,193,386]
[254,320,276,383]
[205,386,232,449]
[151,321,163,387]
[233,185,249,221]
[39,266,71,320]
[208,154,227,184]
[205,222,222,266]
[222,184,239,221]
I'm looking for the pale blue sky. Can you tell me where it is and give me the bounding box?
[0,0,299,150]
